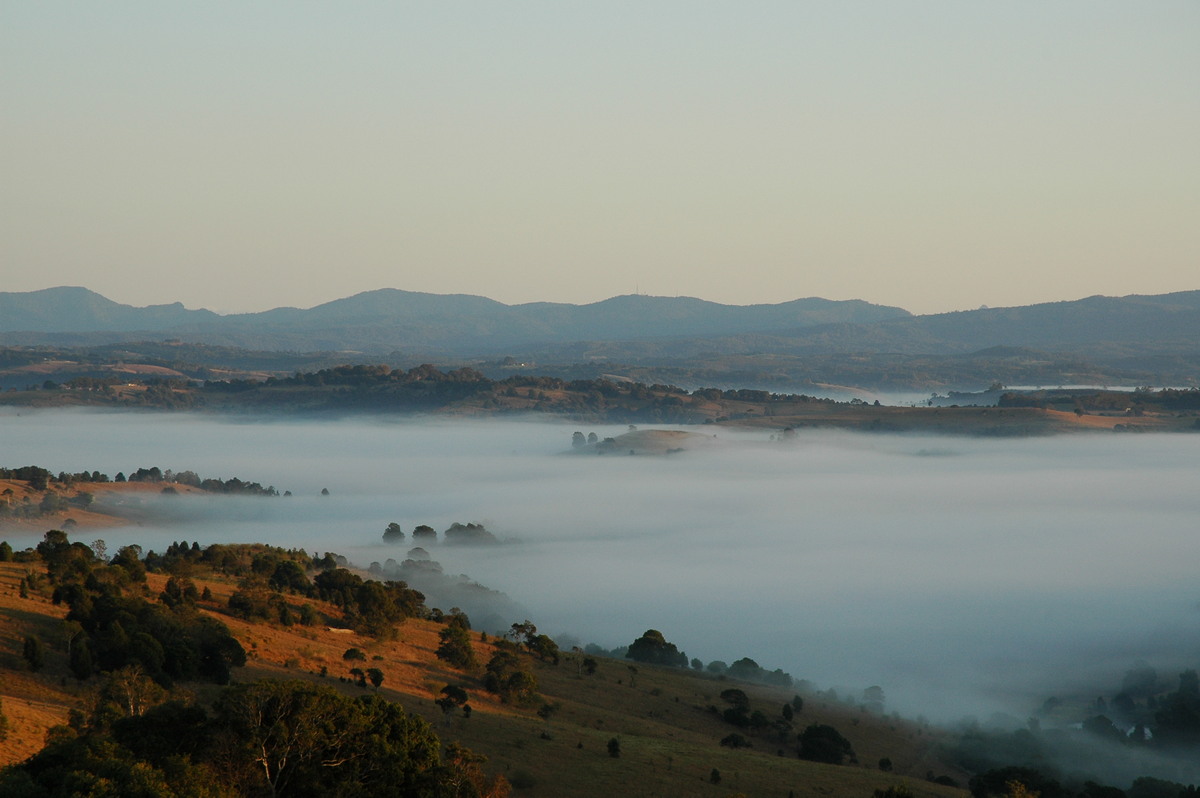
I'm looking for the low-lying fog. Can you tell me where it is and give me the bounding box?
[3,409,1198,722]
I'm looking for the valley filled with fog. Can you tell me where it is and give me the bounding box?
[3,409,1197,722]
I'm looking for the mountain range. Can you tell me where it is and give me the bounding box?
[0,286,910,353]
[1,286,1197,390]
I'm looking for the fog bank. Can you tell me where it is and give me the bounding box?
[2,409,1198,722]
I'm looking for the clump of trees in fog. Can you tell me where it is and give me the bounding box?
[382,521,498,546]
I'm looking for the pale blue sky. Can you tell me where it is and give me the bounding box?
[2,2,1197,315]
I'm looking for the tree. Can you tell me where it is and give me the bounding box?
[1154,669,1200,748]
[0,698,8,742]
[111,544,147,582]
[508,619,537,645]
[572,431,586,448]
[527,634,560,665]
[484,647,538,705]
[268,560,309,593]
[367,667,384,690]
[102,666,164,717]
[727,657,764,681]
[720,688,750,709]
[607,737,620,757]
[437,624,478,670]
[436,684,470,716]
[382,522,405,543]
[798,724,854,765]
[626,629,686,667]
[863,685,885,713]
[212,680,445,798]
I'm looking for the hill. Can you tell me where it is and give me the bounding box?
[0,541,968,797]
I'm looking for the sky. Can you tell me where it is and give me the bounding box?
[2,2,1197,316]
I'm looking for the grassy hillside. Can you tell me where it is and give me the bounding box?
[0,555,969,797]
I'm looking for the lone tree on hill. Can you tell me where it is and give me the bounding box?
[798,723,855,765]
[626,629,687,667]
[436,624,478,670]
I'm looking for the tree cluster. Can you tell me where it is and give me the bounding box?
[0,679,498,798]
[30,531,247,686]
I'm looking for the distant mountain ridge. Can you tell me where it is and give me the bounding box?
[0,286,911,353]
[0,287,1197,374]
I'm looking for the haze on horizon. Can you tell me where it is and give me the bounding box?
[2,3,1197,317]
